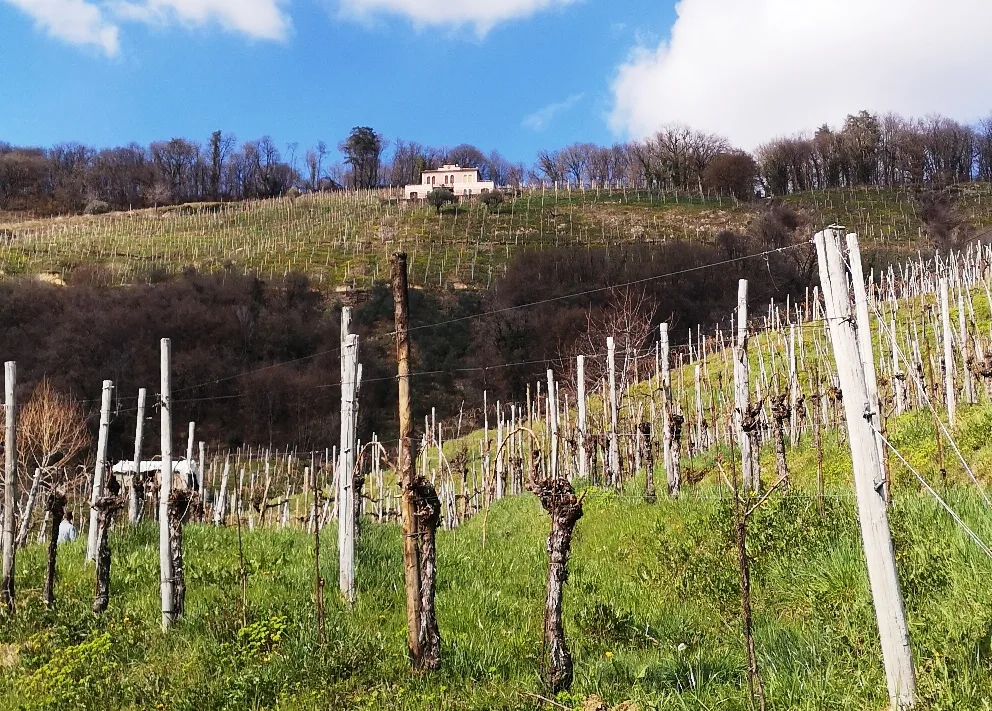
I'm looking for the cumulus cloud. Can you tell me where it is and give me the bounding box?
[610,0,992,149]
[4,0,120,54]
[2,0,289,54]
[112,0,290,40]
[338,0,575,33]
[523,93,585,131]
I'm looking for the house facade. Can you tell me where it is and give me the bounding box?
[404,164,496,200]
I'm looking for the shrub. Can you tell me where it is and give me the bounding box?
[428,187,456,214]
[83,200,111,216]
[285,186,301,200]
[480,191,504,209]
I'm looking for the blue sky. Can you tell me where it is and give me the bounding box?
[0,0,676,164]
[3,0,990,163]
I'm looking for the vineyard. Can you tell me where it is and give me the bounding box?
[4,202,992,709]
[2,184,992,289]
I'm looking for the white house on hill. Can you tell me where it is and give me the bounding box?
[405,164,495,200]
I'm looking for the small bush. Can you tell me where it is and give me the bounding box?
[83,200,111,216]
[480,191,504,209]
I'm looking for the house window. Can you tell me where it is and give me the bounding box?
[410,192,418,199]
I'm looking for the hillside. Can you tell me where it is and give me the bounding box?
[2,184,990,289]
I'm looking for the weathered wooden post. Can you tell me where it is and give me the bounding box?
[392,252,441,670]
[848,234,887,491]
[815,228,916,709]
[547,370,559,479]
[939,278,956,425]
[160,338,177,631]
[185,423,196,490]
[576,356,587,480]
[128,388,147,524]
[1,362,16,612]
[87,380,113,562]
[338,319,360,604]
[606,337,620,487]
[734,282,757,492]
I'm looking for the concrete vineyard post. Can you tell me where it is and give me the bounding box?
[577,356,586,480]
[87,380,113,562]
[338,324,360,604]
[129,389,147,523]
[160,338,176,631]
[734,281,756,492]
[607,337,620,488]
[1,363,16,611]
[815,228,916,709]
[939,279,956,425]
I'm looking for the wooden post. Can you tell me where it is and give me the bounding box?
[660,324,678,495]
[87,380,113,562]
[959,289,974,405]
[129,388,146,524]
[339,326,359,604]
[940,278,956,425]
[577,356,587,480]
[815,228,916,709]
[734,282,756,492]
[1,362,16,612]
[160,338,176,631]
[198,441,206,505]
[185,423,196,490]
[848,234,887,491]
[606,337,620,488]
[392,253,423,664]
[547,370,559,479]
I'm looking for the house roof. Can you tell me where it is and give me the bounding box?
[422,164,477,174]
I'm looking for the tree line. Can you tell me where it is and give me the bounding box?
[4,109,992,216]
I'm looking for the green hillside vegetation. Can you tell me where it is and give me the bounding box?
[2,184,990,289]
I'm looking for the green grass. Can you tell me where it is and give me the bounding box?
[5,415,992,711]
[3,183,989,290]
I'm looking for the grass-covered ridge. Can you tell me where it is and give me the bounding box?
[3,184,991,289]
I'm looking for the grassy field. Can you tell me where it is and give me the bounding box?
[4,403,992,709]
[2,184,989,290]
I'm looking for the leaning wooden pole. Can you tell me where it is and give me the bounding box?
[815,228,916,709]
[1,362,16,612]
[391,252,423,665]
[160,338,176,631]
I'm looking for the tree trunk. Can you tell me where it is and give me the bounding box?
[770,394,791,489]
[43,490,66,609]
[168,489,190,618]
[92,496,122,614]
[669,413,684,497]
[413,477,442,670]
[528,475,584,694]
[640,423,656,503]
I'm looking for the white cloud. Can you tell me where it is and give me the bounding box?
[112,0,290,40]
[2,0,289,54]
[610,0,992,149]
[4,0,120,54]
[338,0,575,33]
[523,93,585,131]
